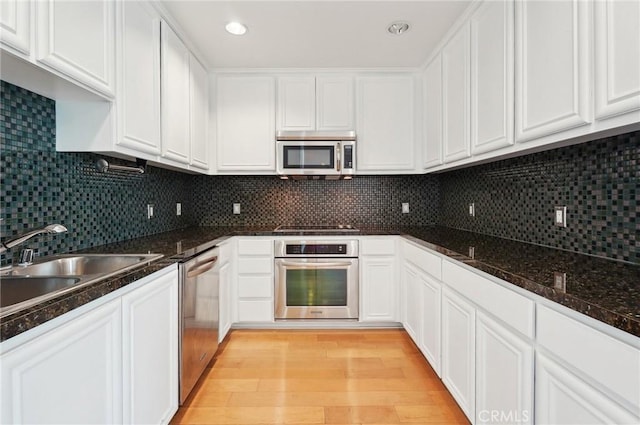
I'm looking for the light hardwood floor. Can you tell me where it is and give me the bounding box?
[171,329,469,425]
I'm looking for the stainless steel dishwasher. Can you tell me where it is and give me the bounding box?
[179,247,219,404]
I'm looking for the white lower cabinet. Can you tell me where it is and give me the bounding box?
[419,269,441,377]
[0,299,123,424]
[122,268,179,425]
[402,264,422,343]
[360,238,398,322]
[536,353,639,425]
[0,266,179,425]
[441,287,476,421]
[235,238,274,323]
[218,256,232,342]
[476,312,533,425]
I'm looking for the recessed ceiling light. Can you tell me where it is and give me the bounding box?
[387,21,410,35]
[225,22,247,36]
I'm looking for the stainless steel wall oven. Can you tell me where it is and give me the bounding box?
[274,240,359,319]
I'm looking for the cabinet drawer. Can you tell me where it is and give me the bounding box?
[361,237,396,256]
[237,257,272,274]
[442,260,534,338]
[238,275,273,298]
[403,242,442,280]
[237,239,273,256]
[238,300,273,323]
[537,304,640,410]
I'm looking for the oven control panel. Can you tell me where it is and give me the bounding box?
[275,240,359,258]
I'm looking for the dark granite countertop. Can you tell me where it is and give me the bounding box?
[2,225,638,342]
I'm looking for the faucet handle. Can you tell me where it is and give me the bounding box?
[18,249,35,266]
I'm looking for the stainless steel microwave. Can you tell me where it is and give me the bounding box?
[276,131,356,179]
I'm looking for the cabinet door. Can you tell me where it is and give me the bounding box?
[36,0,115,97]
[216,75,276,171]
[476,313,533,425]
[277,76,316,131]
[0,0,30,55]
[316,76,354,130]
[536,353,639,425]
[356,76,415,172]
[116,0,161,155]
[402,264,422,343]
[442,24,471,163]
[190,54,209,170]
[218,261,231,342]
[515,0,591,142]
[360,256,397,322]
[122,269,179,425]
[594,0,640,120]
[423,55,443,169]
[161,21,191,164]
[470,0,514,154]
[441,288,475,421]
[0,299,122,424]
[420,270,441,377]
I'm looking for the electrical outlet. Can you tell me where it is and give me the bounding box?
[147,204,154,219]
[555,206,567,227]
[553,272,567,292]
[469,203,475,217]
[468,246,475,259]
[402,202,410,214]
[233,203,241,215]
[176,203,182,216]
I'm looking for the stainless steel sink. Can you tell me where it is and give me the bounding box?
[0,253,163,317]
[1,277,81,308]
[9,254,160,277]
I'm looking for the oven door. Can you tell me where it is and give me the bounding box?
[276,141,340,176]
[274,258,359,319]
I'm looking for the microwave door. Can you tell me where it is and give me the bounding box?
[278,142,340,175]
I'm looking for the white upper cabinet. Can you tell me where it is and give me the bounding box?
[36,0,115,97]
[116,0,161,155]
[189,54,209,170]
[316,76,354,130]
[594,0,640,120]
[442,24,471,163]
[215,75,276,171]
[277,76,316,131]
[356,75,416,172]
[277,75,354,131]
[423,54,443,169]
[161,21,191,164]
[0,0,30,55]
[470,0,514,154]
[515,0,591,143]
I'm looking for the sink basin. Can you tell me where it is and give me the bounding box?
[1,277,81,308]
[0,253,163,317]
[9,254,161,277]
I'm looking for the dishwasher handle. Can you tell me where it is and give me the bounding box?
[186,256,218,278]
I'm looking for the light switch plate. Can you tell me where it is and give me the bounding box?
[402,203,410,214]
[176,203,181,216]
[233,203,241,215]
[469,203,475,217]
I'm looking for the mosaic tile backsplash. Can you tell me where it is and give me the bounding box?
[2,80,637,265]
[0,81,193,265]
[190,174,440,227]
[438,131,639,263]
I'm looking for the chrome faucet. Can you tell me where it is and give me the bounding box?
[0,224,68,254]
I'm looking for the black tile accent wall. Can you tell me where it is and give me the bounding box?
[190,174,440,227]
[0,81,194,265]
[438,131,639,263]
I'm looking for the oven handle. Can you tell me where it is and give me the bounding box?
[277,260,355,268]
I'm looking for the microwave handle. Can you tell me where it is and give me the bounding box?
[336,143,341,172]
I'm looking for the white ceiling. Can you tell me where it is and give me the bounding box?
[160,0,472,70]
